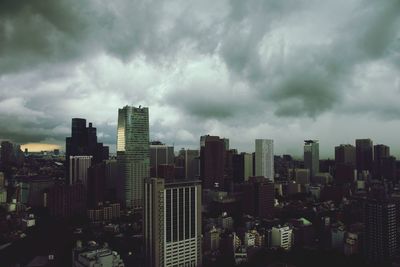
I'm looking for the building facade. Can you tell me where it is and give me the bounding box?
[255,139,274,181]
[117,106,150,209]
[304,140,319,179]
[144,178,202,267]
[356,139,373,175]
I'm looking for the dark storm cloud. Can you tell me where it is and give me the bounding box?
[0,0,400,153]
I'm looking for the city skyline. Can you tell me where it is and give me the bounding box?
[1,0,400,158]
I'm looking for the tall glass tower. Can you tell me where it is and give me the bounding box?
[117,106,150,209]
[304,140,319,179]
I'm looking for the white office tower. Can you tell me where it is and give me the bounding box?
[255,139,274,181]
[144,178,202,267]
[117,106,150,209]
[69,156,93,185]
[271,226,293,250]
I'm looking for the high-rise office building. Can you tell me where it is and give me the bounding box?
[233,153,254,183]
[364,199,398,264]
[200,135,226,189]
[356,139,373,174]
[144,178,202,267]
[87,162,106,208]
[235,176,274,219]
[117,106,150,209]
[304,140,319,179]
[374,144,390,161]
[150,141,174,177]
[374,144,391,180]
[255,139,274,181]
[335,144,356,166]
[179,149,200,180]
[66,119,109,184]
[69,156,92,186]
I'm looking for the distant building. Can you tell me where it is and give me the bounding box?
[233,153,253,183]
[72,241,124,267]
[293,168,310,185]
[255,139,274,181]
[179,149,200,180]
[356,139,373,174]
[47,184,86,218]
[87,162,106,208]
[200,135,226,189]
[65,119,109,185]
[335,144,356,166]
[204,226,221,252]
[116,106,149,209]
[271,226,293,250]
[87,203,121,222]
[235,176,275,219]
[304,140,319,178]
[150,142,174,177]
[69,156,92,186]
[373,144,393,180]
[144,178,202,267]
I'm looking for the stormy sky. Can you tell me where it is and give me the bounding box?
[1,0,400,158]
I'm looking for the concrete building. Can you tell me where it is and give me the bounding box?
[335,144,356,166]
[179,149,200,180]
[72,241,124,267]
[233,153,253,183]
[304,140,319,178]
[117,106,150,209]
[150,142,174,177]
[364,199,398,264]
[255,139,274,181]
[271,226,293,250]
[204,226,221,252]
[144,178,202,267]
[294,168,310,185]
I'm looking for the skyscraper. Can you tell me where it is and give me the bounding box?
[356,139,373,174]
[144,178,202,267]
[364,199,398,264]
[255,139,274,181]
[374,144,391,180]
[304,140,319,179]
[335,144,356,166]
[150,141,174,177]
[69,156,92,186]
[200,135,226,189]
[179,149,200,180]
[233,152,254,183]
[117,106,150,209]
[65,119,109,184]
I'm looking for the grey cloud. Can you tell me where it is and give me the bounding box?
[1,0,400,154]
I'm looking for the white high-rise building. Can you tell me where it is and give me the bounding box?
[255,139,274,181]
[117,106,150,209]
[69,156,92,185]
[144,178,202,267]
